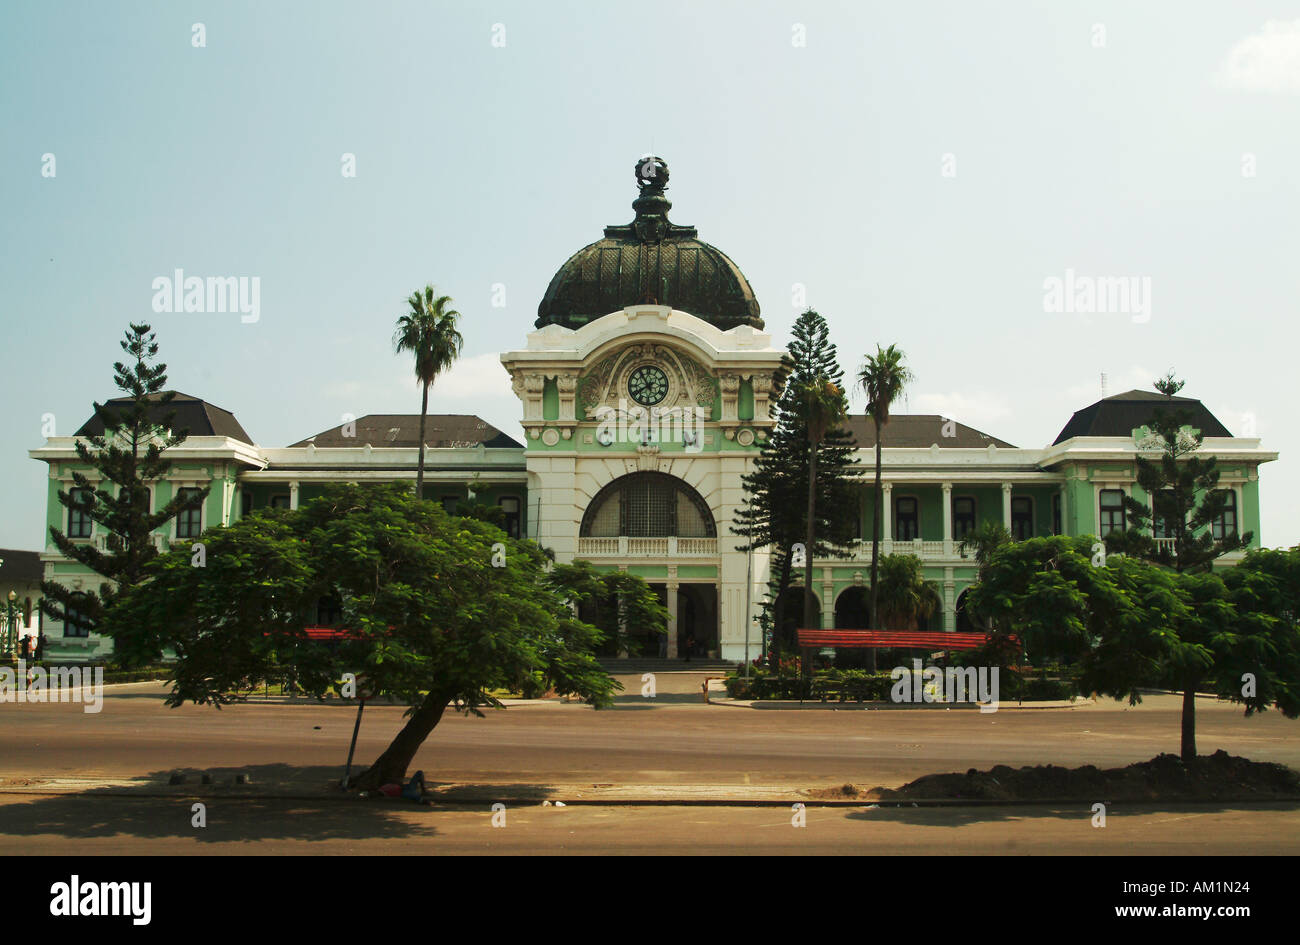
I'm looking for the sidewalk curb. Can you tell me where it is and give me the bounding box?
[709,697,1093,710]
[2,786,1296,808]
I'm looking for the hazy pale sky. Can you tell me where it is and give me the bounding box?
[3,0,1298,548]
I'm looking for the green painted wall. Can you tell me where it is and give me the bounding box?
[1242,479,1261,547]
[738,379,754,421]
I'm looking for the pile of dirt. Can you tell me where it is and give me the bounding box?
[812,751,1300,802]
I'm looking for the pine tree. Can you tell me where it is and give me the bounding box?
[733,309,860,659]
[40,324,209,635]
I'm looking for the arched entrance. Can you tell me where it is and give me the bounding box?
[955,589,974,632]
[834,586,870,629]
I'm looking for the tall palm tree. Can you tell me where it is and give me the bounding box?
[796,375,847,675]
[394,286,463,499]
[857,344,914,670]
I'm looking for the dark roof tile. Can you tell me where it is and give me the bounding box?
[291,414,523,449]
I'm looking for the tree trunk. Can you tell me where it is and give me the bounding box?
[416,381,429,499]
[1181,686,1196,764]
[867,417,883,673]
[802,442,819,679]
[351,689,451,790]
[772,552,793,664]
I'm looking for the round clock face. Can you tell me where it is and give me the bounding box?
[627,365,669,406]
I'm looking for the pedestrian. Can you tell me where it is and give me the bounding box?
[401,770,429,804]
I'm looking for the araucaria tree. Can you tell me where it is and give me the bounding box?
[856,343,913,669]
[1109,372,1251,572]
[733,309,859,659]
[1103,372,1255,758]
[394,286,463,499]
[40,323,208,635]
[103,484,659,789]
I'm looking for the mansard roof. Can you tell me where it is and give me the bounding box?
[291,414,523,449]
[842,414,1016,449]
[74,391,253,444]
[1052,390,1232,445]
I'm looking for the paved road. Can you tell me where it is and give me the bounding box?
[0,794,1294,855]
[4,678,1298,791]
[2,675,1297,853]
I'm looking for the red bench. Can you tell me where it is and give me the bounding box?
[795,629,1013,651]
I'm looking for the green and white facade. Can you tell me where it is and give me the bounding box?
[29,159,1278,662]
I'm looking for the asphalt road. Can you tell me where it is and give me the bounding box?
[0,795,1295,855]
[2,674,1297,853]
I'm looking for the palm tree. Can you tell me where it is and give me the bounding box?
[875,554,943,630]
[394,286,463,499]
[796,375,847,675]
[856,344,914,669]
[958,521,1013,583]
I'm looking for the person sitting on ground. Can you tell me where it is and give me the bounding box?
[401,769,429,803]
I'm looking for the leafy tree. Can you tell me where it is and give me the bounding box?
[856,343,914,669]
[733,309,860,660]
[968,536,1125,670]
[1109,372,1251,572]
[394,286,463,499]
[546,559,669,658]
[970,536,1300,761]
[40,323,208,635]
[103,484,629,789]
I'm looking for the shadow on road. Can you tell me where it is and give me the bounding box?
[842,799,1300,827]
[0,764,557,844]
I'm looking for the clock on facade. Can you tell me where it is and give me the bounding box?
[627,365,669,406]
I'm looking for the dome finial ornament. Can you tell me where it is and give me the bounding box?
[534,157,763,331]
[636,155,669,192]
[632,155,672,241]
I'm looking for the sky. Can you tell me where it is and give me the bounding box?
[2,0,1298,549]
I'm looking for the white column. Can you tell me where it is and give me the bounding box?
[290,481,300,510]
[1002,482,1012,533]
[941,482,953,556]
[881,482,893,550]
[666,583,678,658]
[943,567,955,632]
[821,567,833,629]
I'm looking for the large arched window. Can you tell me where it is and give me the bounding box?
[580,473,715,538]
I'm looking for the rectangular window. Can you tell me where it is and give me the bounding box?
[895,497,919,541]
[270,494,291,510]
[240,491,254,517]
[1052,494,1062,535]
[1011,497,1033,541]
[440,496,458,515]
[1152,489,1176,538]
[1099,489,1126,536]
[499,497,521,539]
[953,497,975,540]
[64,594,90,638]
[68,488,93,539]
[176,488,204,538]
[1212,490,1237,542]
